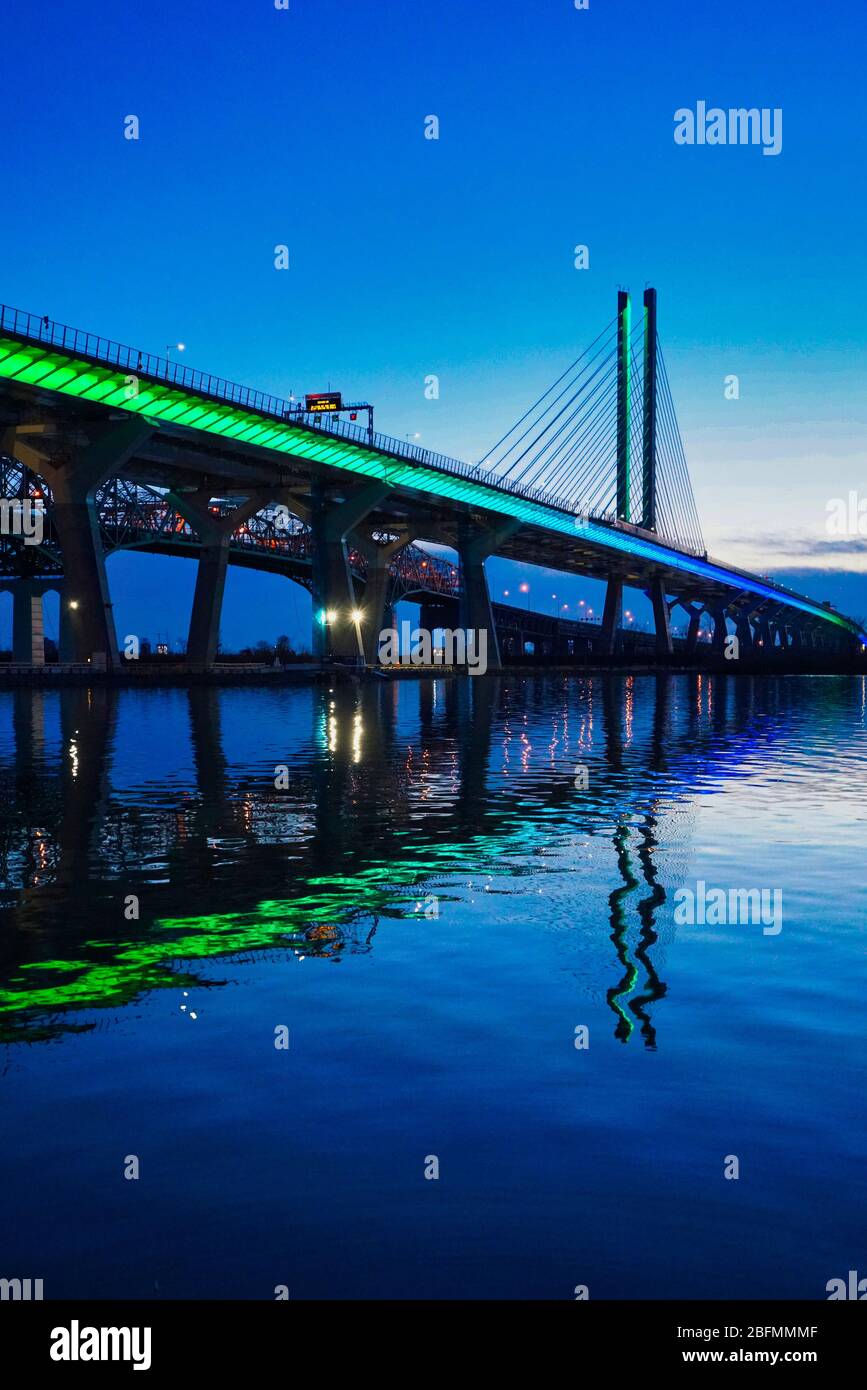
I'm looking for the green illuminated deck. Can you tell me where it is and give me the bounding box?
[0,332,861,640]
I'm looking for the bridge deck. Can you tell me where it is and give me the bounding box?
[0,305,863,645]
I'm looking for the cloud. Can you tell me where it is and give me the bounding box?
[718,531,867,559]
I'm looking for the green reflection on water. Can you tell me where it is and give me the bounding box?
[0,834,524,1038]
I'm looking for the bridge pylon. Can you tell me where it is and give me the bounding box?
[642,287,658,532]
[616,290,631,522]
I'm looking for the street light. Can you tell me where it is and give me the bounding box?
[350,608,364,660]
[165,342,185,380]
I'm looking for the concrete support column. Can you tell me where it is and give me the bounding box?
[168,489,271,665]
[38,419,155,668]
[51,484,117,668]
[601,577,623,657]
[458,517,521,672]
[685,607,701,655]
[311,534,356,659]
[735,613,754,653]
[459,554,499,668]
[650,575,673,656]
[12,581,45,666]
[352,528,414,665]
[308,481,389,661]
[756,615,772,649]
[710,606,728,656]
[359,557,392,663]
[189,540,231,664]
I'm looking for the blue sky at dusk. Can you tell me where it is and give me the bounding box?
[1,0,865,649]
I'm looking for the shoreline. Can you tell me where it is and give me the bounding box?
[0,655,865,687]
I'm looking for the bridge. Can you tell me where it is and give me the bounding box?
[0,292,863,671]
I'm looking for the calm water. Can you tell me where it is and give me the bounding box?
[1,674,865,1300]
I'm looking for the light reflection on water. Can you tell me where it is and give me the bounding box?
[0,674,865,1298]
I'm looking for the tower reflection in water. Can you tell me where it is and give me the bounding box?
[0,672,812,1046]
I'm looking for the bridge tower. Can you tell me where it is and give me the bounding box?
[616,290,631,522]
[641,287,658,532]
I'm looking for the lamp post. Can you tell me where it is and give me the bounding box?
[165,342,185,380]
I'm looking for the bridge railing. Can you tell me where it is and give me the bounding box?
[0,303,617,531]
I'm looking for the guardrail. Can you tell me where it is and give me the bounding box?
[0,303,638,540]
[2,303,835,614]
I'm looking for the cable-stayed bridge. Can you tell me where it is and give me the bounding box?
[0,293,863,670]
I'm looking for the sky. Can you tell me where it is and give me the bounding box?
[1,0,866,648]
